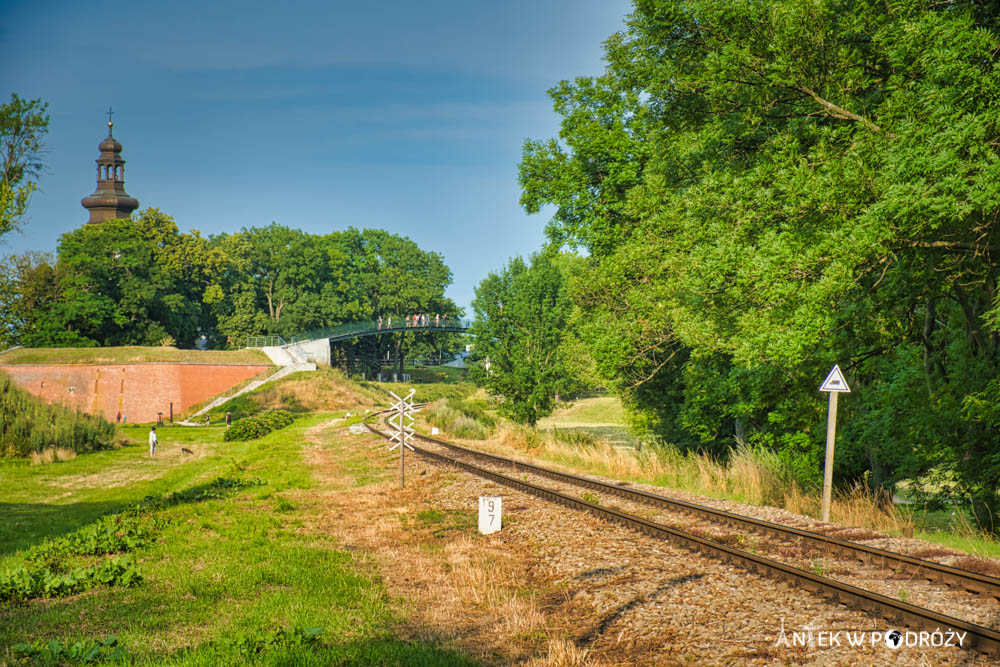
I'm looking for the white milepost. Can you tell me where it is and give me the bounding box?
[819,365,851,522]
[478,496,502,535]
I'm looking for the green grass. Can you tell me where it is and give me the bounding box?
[540,396,625,426]
[537,396,637,447]
[404,365,468,384]
[912,530,1000,559]
[359,380,477,404]
[0,415,478,665]
[0,346,272,366]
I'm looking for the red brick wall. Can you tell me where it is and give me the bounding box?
[0,363,272,423]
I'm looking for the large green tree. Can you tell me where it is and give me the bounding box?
[209,226,460,359]
[520,0,1000,525]
[470,253,582,425]
[0,94,49,238]
[23,210,221,347]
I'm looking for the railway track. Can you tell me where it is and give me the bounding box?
[365,413,1000,656]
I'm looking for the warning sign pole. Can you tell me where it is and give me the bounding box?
[819,365,850,523]
[821,391,839,522]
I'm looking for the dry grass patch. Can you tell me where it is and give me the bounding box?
[28,447,77,465]
[253,374,373,412]
[532,638,592,667]
[302,426,573,664]
[49,443,216,489]
[489,423,918,540]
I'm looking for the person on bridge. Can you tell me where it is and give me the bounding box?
[435,313,440,327]
[377,316,383,330]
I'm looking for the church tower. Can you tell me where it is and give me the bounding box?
[81,110,139,224]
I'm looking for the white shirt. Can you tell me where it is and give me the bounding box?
[149,431,158,446]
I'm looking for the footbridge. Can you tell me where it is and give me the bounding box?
[246,318,471,367]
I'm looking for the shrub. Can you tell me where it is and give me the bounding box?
[224,410,293,442]
[0,371,115,457]
[424,399,494,440]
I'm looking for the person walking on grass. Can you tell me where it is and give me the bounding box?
[149,426,158,457]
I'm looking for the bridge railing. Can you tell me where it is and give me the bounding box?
[245,319,473,347]
[288,318,473,343]
[246,335,286,348]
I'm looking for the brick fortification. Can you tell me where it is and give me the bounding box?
[0,363,272,423]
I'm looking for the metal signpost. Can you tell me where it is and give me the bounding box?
[386,389,416,488]
[819,365,851,522]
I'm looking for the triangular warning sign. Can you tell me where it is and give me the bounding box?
[819,365,851,393]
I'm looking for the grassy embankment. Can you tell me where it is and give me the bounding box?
[0,406,474,664]
[425,395,1000,560]
[0,346,272,366]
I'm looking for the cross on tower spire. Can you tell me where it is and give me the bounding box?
[106,106,114,133]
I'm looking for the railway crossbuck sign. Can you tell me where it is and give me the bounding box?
[819,365,850,522]
[387,389,416,488]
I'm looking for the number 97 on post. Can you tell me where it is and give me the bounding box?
[478,496,502,535]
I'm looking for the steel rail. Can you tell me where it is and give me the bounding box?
[401,425,1000,600]
[365,416,1000,656]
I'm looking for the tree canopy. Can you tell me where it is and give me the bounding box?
[516,0,1000,526]
[0,94,49,238]
[1,214,459,355]
[469,252,582,425]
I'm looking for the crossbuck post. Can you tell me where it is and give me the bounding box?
[386,389,416,488]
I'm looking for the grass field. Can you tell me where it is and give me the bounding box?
[0,416,474,665]
[0,346,272,366]
[537,396,637,447]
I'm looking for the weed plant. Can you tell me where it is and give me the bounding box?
[0,372,115,457]
[0,555,142,603]
[12,634,128,664]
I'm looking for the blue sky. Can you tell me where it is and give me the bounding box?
[0,0,631,314]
